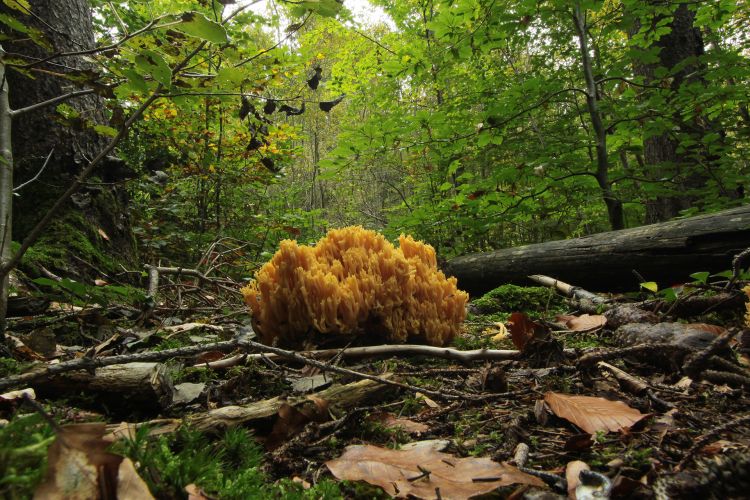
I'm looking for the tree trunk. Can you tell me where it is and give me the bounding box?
[444,205,750,296]
[3,0,136,277]
[631,3,709,223]
[573,3,625,230]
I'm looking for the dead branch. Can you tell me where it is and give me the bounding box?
[192,344,521,369]
[187,377,388,432]
[528,274,608,306]
[0,336,520,393]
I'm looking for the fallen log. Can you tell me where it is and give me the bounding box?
[445,205,750,296]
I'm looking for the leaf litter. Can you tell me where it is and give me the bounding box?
[1,271,749,499]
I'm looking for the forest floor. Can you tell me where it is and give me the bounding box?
[1,269,749,499]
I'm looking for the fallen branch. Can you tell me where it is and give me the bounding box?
[0,336,520,393]
[192,344,521,369]
[528,274,607,306]
[187,377,388,432]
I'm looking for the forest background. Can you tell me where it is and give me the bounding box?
[0,0,748,313]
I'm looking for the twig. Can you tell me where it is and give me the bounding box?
[528,274,607,306]
[701,370,750,388]
[193,344,520,369]
[13,148,54,192]
[0,336,519,395]
[726,247,750,290]
[676,413,750,470]
[682,328,739,377]
[597,361,649,395]
[9,89,95,117]
[577,343,695,366]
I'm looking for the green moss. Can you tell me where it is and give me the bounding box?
[13,212,123,278]
[0,358,23,378]
[0,413,55,498]
[470,284,565,315]
[113,425,344,499]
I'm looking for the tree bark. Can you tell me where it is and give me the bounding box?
[2,0,136,276]
[445,205,750,296]
[630,3,710,223]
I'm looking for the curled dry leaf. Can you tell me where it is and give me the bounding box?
[34,423,154,500]
[508,312,547,350]
[326,444,544,499]
[555,314,607,332]
[543,392,647,435]
[368,412,430,436]
[0,387,35,402]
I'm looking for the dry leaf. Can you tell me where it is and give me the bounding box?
[556,314,606,332]
[265,396,330,451]
[326,444,544,499]
[117,457,155,500]
[415,392,439,408]
[94,279,108,286]
[34,423,153,499]
[686,323,726,336]
[0,387,35,402]
[565,460,590,499]
[369,412,429,435]
[185,483,213,500]
[97,228,110,241]
[543,392,647,435]
[508,312,547,350]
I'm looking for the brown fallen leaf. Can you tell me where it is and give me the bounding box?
[368,412,430,435]
[508,312,547,350]
[34,423,154,500]
[543,392,647,435]
[326,444,544,499]
[555,314,607,332]
[265,396,329,451]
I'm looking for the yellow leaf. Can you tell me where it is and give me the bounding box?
[640,281,658,293]
[3,0,30,12]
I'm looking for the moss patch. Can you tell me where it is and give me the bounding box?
[13,211,123,278]
[470,284,565,315]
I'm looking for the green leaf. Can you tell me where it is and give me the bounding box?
[93,124,118,138]
[290,0,344,17]
[447,159,461,176]
[176,11,228,44]
[711,270,734,279]
[135,50,172,87]
[689,271,710,284]
[216,66,246,87]
[659,288,678,302]
[3,0,30,12]
[640,281,658,293]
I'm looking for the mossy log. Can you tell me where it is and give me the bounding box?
[38,362,173,407]
[445,205,750,296]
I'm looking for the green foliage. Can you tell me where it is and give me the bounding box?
[32,277,145,308]
[471,285,565,315]
[0,357,22,378]
[114,425,342,499]
[0,414,55,499]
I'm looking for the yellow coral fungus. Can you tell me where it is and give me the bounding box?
[241,226,468,347]
[744,285,750,328]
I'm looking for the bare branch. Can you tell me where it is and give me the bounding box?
[9,89,96,117]
[13,148,54,192]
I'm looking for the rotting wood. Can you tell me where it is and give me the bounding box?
[187,377,389,432]
[40,362,174,407]
[445,205,750,296]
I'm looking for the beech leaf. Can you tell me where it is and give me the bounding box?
[543,392,647,434]
[326,444,544,499]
